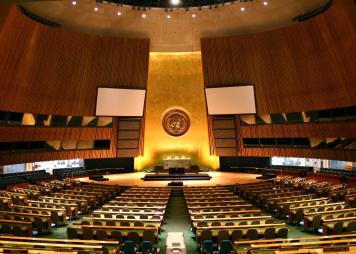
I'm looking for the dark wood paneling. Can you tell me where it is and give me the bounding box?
[0,6,149,115]
[201,0,356,113]
[237,147,356,163]
[240,122,356,138]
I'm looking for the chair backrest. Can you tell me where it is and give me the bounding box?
[200,229,212,242]
[197,221,208,227]
[211,221,221,227]
[93,220,102,226]
[219,240,232,254]
[82,228,94,240]
[141,240,154,254]
[96,229,108,240]
[142,229,155,244]
[106,220,116,226]
[217,214,225,218]
[13,225,24,237]
[111,230,123,243]
[81,221,90,225]
[104,214,112,218]
[140,215,148,219]
[201,240,214,254]
[251,220,260,225]
[217,230,229,245]
[276,227,288,238]
[123,240,136,254]
[231,230,243,242]
[265,218,274,224]
[333,221,344,234]
[264,227,276,239]
[127,231,140,245]
[347,221,356,232]
[239,221,247,225]
[246,229,258,240]
[312,214,322,228]
[225,222,234,226]
[116,214,124,219]
[120,221,130,226]
[127,215,135,219]
[67,227,78,239]
[134,221,144,227]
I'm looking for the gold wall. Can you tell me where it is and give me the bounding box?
[135,52,219,170]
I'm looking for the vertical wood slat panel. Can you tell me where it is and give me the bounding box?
[0,6,149,116]
[201,0,356,114]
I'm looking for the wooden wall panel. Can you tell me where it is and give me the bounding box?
[0,6,149,116]
[240,122,356,138]
[0,120,119,165]
[201,0,356,113]
[237,148,356,163]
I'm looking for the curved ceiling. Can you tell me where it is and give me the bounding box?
[22,0,329,52]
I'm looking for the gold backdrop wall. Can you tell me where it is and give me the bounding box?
[135,52,219,170]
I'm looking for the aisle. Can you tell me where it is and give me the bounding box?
[159,196,199,254]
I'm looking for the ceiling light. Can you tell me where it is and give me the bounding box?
[142,13,147,18]
[72,1,77,6]
[192,13,196,18]
[117,11,122,16]
[171,0,180,6]
[94,6,99,11]
[240,6,245,11]
[263,1,268,6]
[167,15,171,19]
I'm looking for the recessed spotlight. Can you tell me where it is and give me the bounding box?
[72,1,77,6]
[263,1,268,6]
[142,13,147,18]
[171,0,180,5]
[240,6,245,11]
[167,15,171,19]
[94,7,99,11]
[192,13,196,18]
[117,11,122,16]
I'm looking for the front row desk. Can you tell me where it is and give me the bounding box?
[166,232,186,254]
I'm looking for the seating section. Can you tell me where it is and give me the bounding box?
[234,233,356,253]
[185,185,288,253]
[67,186,169,253]
[237,177,356,236]
[0,170,54,189]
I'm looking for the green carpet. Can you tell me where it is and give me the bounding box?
[158,196,200,254]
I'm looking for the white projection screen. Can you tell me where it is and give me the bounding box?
[205,86,256,115]
[95,88,146,116]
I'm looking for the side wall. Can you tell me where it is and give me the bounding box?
[202,0,356,161]
[0,6,149,165]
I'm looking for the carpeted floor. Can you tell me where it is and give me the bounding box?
[158,195,199,254]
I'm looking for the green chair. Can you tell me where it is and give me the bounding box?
[219,240,232,254]
[201,240,214,254]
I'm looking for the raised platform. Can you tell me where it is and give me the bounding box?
[142,173,211,181]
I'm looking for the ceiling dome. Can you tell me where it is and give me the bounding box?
[22,0,329,51]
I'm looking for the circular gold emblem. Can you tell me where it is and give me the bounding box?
[162,109,190,136]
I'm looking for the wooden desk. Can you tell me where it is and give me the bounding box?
[191,215,271,222]
[94,210,164,216]
[189,209,260,216]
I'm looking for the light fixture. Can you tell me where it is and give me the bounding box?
[117,11,122,16]
[192,13,196,18]
[94,6,99,11]
[240,6,245,11]
[171,0,180,6]
[263,1,268,6]
[167,14,171,19]
[142,13,147,18]
[72,1,77,6]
